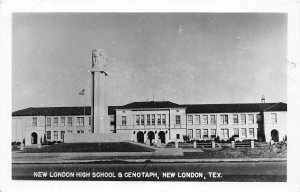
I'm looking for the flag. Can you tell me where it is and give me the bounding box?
[79,89,85,95]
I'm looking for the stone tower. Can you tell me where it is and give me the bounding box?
[91,49,108,133]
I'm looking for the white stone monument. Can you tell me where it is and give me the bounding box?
[91,49,108,133]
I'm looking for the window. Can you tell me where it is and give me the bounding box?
[175,115,181,125]
[77,130,84,134]
[249,128,254,138]
[202,115,208,124]
[46,131,51,140]
[162,114,166,125]
[68,117,72,126]
[221,129,229,139]
[195,115,200,125]
[60,131,65,140]
[32,117,37,126]
[210,115,216,124]
[122,116,126,126]
[54,117,58,127]
[151,114,155,125]
[211,129,216,138]
[187,115,193,124]
[271,113,277,123]
[220,115,228,124]
[233,114,238,124]
[147,115,150,125]
[67,130,72,133]
[157,114,161,125]
[53,131,58,140]
[196,129,201,138]
[241,128,247,138]
[176,134,180,139]
[60,117,65,126]
[136,115,140,125]
[241,114,246,124]
[89,117,92,126]
[46,117,51,127]
[188,129,193,139]
[203,129,208,138]
[77,117,84,126]
[234,128,239,137]
[141,115,145,125]
[248,114,254,124]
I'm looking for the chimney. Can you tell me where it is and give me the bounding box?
[261,95,265,103]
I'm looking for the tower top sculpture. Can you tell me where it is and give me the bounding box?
[92,49,108,71]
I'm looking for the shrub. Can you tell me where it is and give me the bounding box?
[182,135,190,142]
[214,136,220,143]
[229,135,235,142]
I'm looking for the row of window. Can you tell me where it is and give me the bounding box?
[187,114,256,125]
[32,113,278,127]
[122,114,167,126]
[46,130,86,140]
[187,128,255,139]
[32,117,92,127]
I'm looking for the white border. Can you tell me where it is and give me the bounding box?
[1,0,300,192]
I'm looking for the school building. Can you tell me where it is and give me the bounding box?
[12,101,287,146]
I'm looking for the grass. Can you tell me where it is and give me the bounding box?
[23,142,155,153]
[22,141,287,159]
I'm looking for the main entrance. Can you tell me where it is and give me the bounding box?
[31,132,38,144]
[271,129,279,142]
[147,131,155,144]
[137,131,144,143]
[158,131,166,143]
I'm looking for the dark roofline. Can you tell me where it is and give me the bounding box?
[12,106,119,116]
[12,102,287,117]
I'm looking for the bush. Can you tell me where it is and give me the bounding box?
[182,135,190,142]
[214,136,220,143]
[229,135,235,142]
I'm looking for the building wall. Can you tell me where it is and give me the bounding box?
[186,112,259,141]
[12,108,287,145]
[115,108,187,143]
[264,111,287,142]
[12,115,111,146]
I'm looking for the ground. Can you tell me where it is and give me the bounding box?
[19,141,287,159]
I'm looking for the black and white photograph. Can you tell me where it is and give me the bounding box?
[1,0,300,191]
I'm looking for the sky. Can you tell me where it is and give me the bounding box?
[12,13,287,111]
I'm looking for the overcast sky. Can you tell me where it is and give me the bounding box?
[12,13,287,111]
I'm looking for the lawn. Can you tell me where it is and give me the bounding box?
[23,142,155,153]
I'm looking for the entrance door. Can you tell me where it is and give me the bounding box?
[158,131,166,143]
[31,132,38,144]
[137,131,144,143]
[147,131,155,144]
[271,129,279,142]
